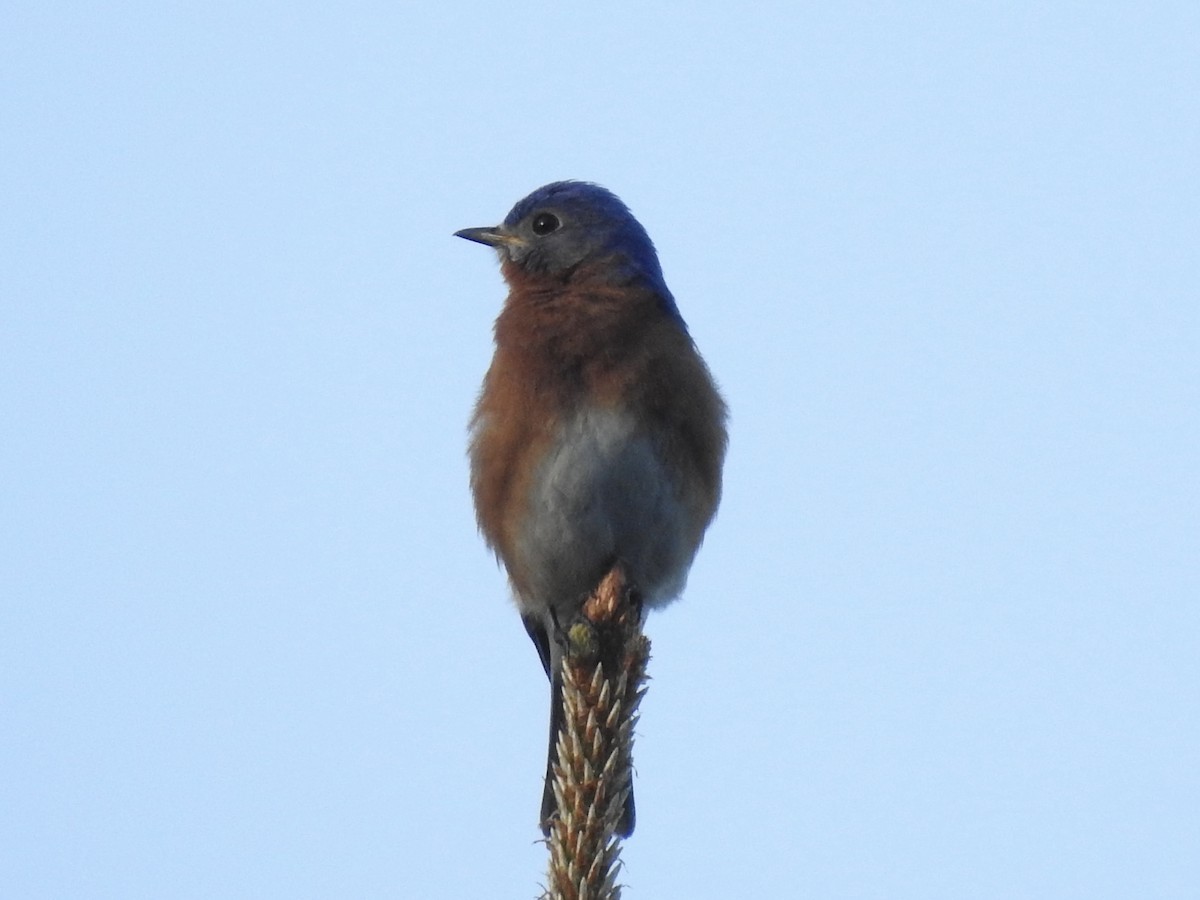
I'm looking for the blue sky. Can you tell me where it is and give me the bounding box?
[2,3,1197,897]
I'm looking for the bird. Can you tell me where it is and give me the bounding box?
[455,181,727,837]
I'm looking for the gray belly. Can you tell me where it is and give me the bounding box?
[515,406,695,615]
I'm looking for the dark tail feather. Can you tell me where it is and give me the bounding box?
[538,667,564,835]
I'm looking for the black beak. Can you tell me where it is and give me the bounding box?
[454,226,513,248]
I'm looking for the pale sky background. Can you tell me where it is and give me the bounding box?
[2,3,1197,898]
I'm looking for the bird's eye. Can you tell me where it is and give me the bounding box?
[531,212,560,235]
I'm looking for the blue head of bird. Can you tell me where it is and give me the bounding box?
[455,181,684,325]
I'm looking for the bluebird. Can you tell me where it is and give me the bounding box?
[455,181,727,837]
